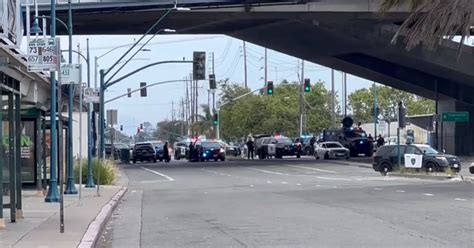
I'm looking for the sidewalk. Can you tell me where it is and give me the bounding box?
[1,185,123,248]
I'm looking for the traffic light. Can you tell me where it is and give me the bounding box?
[209,74,216,90]
[193,51,206,80]
[120,125,123,131]
[398,101,406,128]
[267,81,274,95]
[213,113,219,126]
[140,123,143,130]
[371,106,380,116]
[127,88,131,98]
[140,82,147,97]
[304,79,311,93]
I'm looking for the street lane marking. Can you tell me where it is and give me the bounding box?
[141,167,175,182]
[249,167,291,176]
[296,183,302,186]
[250,185,254,187]
[281,182,288,184]
[454,198,466,201]
[396,190,405,193]
[423,193,434,197]
[287,165,337,174]
[139,180,175,184]
[267,181,272,184]
[249,167,352,181]
[201,168,219,174]
[316,176,352,181]
[374,188,382,190]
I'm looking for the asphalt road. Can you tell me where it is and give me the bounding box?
[100,158,474,248]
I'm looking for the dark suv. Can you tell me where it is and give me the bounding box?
[132,142,160,163]
[373,144,461,175]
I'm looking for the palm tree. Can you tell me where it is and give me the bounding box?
[190,104,214,137]
[381,0,472,52]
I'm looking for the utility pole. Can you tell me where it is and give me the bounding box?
[343,72,347,117]
[181,98,185,136]
[299,60,304,137]
[171,101,175,121]
[264,48,268,84]
[331,69,336,128]
[195,79,199,125]
[373,82,378,138]
[243,41,248,88]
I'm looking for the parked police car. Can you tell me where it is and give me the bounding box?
[373,144,461,175]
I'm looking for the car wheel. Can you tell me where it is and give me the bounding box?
[380,163,391,176]
[425,162,435,173]
[214,158,218,162]
[153,159,157,163]
[132,159,136,164]
[324,152,329,160]
[221,157,226,162]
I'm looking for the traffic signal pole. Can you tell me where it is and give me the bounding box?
[299,60,304,137]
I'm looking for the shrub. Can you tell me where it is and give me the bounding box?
[74,159,118,185]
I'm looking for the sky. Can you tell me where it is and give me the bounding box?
[23,34,378,135]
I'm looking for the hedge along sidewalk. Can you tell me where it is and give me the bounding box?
[0,185,122,248]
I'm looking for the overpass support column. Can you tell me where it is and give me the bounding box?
[438,99,474,156]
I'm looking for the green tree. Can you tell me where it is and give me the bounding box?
[154,120,184,143]
[191,104,214,137]
[348,85,435,122]
[219,81,333,140]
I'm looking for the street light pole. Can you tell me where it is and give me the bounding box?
[45,0,60,203]
[86,39,95,188]
[65,0,77,195]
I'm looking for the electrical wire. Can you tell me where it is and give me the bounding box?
[215,37,233,63]
[90,35,224,51]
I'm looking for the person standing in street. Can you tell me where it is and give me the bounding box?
[246,137,255,160]
[376,134,385,148]
[310,136,316,155]
[163,141,170,163]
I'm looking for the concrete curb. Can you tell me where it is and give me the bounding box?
[388,173,458,181]
[77,186,128,248]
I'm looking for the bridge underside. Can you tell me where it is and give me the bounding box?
[47,3,474,155]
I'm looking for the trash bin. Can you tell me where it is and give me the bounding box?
[120,148,130,164]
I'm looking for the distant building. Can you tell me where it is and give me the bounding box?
[360,114,436,146]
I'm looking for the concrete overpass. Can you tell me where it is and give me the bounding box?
[32,0,474,155]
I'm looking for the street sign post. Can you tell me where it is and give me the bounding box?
[27,37,61,72]
[106,109,118,126]
[60,64,81,84]
[83,88,100,103]
[442,112,469,122]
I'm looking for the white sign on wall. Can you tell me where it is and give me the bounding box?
[404,154,423,168]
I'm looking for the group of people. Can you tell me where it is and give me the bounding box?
[367,134,386,148]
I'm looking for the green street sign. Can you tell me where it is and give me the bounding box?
[442,112,469,123]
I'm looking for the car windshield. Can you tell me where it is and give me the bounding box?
[326,143,343,148]
[415,145,439,154]
[277,138,293,145]
[202,142,221,149]
[154,144,164,149]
